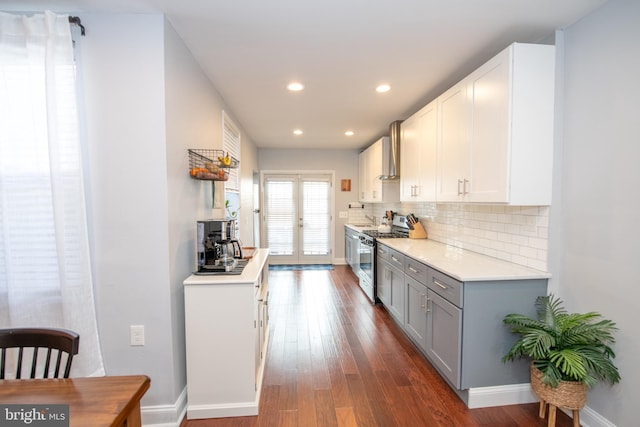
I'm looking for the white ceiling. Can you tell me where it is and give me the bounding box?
[2,0,606,150]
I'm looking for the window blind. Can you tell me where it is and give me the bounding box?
[264,178,295,256]
[222,112,240,191]
[302,179,330,255]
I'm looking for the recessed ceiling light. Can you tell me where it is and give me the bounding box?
[345,131,354,136]
[376,84,391,93]
[287,82,304,91]
[293,129,303,135]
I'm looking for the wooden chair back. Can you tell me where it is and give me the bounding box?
[0,327,80,379]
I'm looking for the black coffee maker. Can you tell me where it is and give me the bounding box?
[196,219,243,273]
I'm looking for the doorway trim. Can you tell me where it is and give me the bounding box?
[260,170,335,265]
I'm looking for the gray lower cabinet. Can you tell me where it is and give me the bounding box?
[376,244,405,323]
[375,244,548,394]
[426,289,462,387]
[405,276,428,351]
[345,227,360,270]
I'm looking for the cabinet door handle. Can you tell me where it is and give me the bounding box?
[420,293,425,309]
[463,178,469,195]
[378,248,385,254]
[457,179,463,195]
[433,279,448,290]
[391,256,399,263]
[426,297,431,313]
[408,266,418,273]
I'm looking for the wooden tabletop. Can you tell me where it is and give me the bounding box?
[0,375,150,427]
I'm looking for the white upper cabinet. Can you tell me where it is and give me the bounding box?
[436,79,472,202]
[436,43,555,205]
[400,101,437,202]
[359,137,400,203]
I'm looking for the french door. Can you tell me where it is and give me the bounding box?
[263,173,332,265]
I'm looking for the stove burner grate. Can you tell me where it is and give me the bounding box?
[362,230,408,239]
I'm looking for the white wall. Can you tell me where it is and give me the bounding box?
[79,12,258,425]
[81,12,176,406]
[549,0,640,425]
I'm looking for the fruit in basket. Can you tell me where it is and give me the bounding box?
[190,167,208,177]
[218,154,232,166]
[204,162,219,173]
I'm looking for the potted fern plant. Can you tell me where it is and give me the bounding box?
[502,294,620,425]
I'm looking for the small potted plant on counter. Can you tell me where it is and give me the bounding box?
[502,294,620,427]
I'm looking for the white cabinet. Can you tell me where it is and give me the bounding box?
[436,79,472,202]
[400,101,437,202]
[184,250,270,419]
[436,43,555,205]
[358,137,400,203]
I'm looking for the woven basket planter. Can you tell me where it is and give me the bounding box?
[530,364,587,410]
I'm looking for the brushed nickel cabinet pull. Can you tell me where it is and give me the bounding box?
[433,279,448,290]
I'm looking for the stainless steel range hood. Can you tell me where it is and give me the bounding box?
[380,120,403,180]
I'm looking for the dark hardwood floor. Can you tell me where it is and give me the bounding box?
[181,265,574,427]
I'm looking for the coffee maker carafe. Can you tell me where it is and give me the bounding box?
[197,219,243,273]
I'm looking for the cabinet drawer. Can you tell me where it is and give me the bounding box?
[405,257,428,284]
[376,243,391,261]
[388,249,405,270]
[427,269,463,308]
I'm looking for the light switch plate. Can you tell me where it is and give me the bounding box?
[130,325,145,346]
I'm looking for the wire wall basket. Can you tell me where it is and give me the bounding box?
[188,149,238,181]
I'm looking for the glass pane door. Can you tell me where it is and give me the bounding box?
[263,173,332,265]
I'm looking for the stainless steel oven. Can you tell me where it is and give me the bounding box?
[356,215,410,303]
[358,234,375,302]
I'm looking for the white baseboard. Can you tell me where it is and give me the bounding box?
[564,405,617,427]
[186,402,258,419]
[467,383,537,408]
[467,384,616,427]
[334,257,346,265]
[141,386,187,427]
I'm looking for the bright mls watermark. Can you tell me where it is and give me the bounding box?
[0,405,69,426]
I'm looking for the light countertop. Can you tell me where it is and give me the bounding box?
[377,238,550,282]
[183,248,270,286]
[345,223,375,232]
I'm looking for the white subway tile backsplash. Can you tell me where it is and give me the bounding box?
[371,202,549,272]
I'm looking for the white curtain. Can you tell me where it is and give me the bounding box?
[0,11,104,377]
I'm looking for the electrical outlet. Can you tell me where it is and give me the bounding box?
[130,325,145,346]
[339,211,348,219]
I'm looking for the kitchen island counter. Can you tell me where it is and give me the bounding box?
[377,238,549,281]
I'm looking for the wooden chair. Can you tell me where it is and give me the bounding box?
[0,327,80,379]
